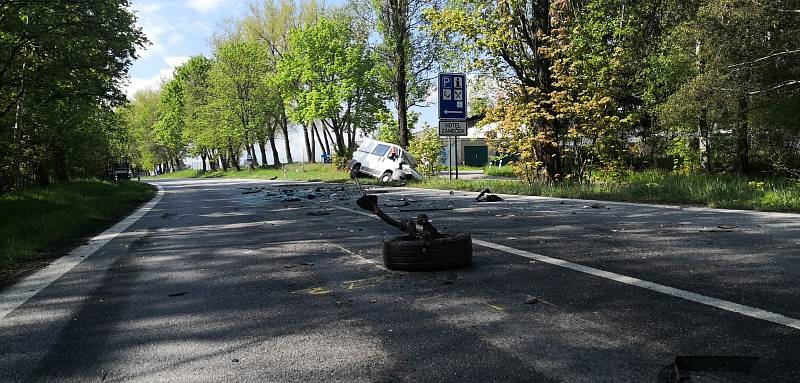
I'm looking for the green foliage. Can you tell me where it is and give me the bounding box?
[367,0,448,147]
[331,149,355,171]
[375,110,420,145]
[0,0,146,190]
[408,125,444,176]
[279,14,388,155]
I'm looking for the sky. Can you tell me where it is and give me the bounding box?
[126,0,251,97]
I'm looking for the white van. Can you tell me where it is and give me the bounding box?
[349,139,423,182]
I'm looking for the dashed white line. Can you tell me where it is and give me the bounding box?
[0,184,164,321]
[334,205,800,330]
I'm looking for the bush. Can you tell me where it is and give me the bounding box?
[331,149,354,171]
[409,126,444,177]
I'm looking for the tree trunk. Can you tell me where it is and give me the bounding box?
[333,125,347,155]
[249,144,259,167]
[245,146,253,169]
[54,146,68,182]
[349,125,357,150]
[698,109,711,172]
[258,138,268,167]
[309,125,316,163]
[302,123,313,163]
[281,113,293,164]
[269,128,282,166]
[220,153,229,171]
[34,161,49,187]
[312,122,325,159]
[346,126,352,150]
[735,97,750,174]
[322,125,332,155]
[228,142,241,171]
[201,151,207,172]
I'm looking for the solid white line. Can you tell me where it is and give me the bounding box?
[0,184,165,321]
[334,205,800,330]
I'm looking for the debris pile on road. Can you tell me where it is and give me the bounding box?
[476,188,503,202]
[234,185,359,206]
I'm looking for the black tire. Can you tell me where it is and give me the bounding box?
[379,171,393,183]
[383,234,472,271]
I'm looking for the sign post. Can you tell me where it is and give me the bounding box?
[438,73,467,179]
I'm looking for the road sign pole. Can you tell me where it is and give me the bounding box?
[455,136,459,180]
[449,136,452,181]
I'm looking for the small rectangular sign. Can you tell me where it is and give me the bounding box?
[438,73,467,120]
[439,120,467,136]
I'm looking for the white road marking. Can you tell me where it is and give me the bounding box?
[0,184,165,321]
[334,205,800,330]
[331,244,387,271]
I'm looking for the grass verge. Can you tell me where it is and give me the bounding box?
[147,163,352,183]
[148,164,800,213]
[1,180,156,274]
[413,170,800,212]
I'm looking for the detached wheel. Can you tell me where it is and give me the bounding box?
[378,171,393,183]
[350,164,362,178]
[383,234,472,271]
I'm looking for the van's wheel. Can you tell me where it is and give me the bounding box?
[383,234,472,271]
[379,171,393,183]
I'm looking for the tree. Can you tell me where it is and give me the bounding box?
[153,77,187,172]
[121,89,164,173]
[279,14,388,158]
[177,56,217,171]
[428,1,572,181]
[208,38,272,171]
[659,0,800,173]
[368,0,447,149]
[242,0,325,164]
[1,0,146,189]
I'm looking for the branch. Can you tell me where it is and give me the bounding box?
[746,80,799,95]
[727,49,800,69]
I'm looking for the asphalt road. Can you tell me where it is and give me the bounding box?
[1,178,799,382]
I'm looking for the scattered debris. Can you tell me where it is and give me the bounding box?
[231,358,240,363]
[168,291,186,297]
[369,299,379,303]
[301,262,315,266]
[476,188,503,202]
[240,189,262,195]
[306,210,331,216]
[583,204,608,209]
[717,225,737,230]
[698,227,734,233]
[525,295,540,305]
[382,200,410,208]
[269,176,278,180]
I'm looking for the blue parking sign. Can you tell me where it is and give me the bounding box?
[439,73,467,120]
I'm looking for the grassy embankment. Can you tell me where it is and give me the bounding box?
[148,163,352,183]
[150,164,800,213]
[1,181,156,274]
